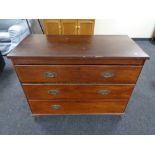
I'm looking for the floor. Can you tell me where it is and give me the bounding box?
[0,40,155,135]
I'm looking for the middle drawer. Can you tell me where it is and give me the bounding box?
[15,65,142,83]
[22,84,134,100]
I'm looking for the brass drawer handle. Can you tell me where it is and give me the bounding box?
[98,89,111,95]
[51,104,61,109]
[48,90,59,95]
[101,71,113,78]
[44,71,57,78]
[75,25,78,29]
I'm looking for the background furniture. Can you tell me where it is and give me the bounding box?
[37,19,44,34]
[0,51,5,73]
[153,29,155,41]
[0,19,32,55]
[8,35,149,115]
[43,19,95,35]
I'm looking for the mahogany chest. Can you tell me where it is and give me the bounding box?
[8,35,149,115]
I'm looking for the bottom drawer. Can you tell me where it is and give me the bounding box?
[28,100,128,115]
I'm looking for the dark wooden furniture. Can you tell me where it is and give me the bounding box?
[8,35,149,115]
[0,51,5,73]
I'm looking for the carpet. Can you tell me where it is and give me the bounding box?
[0,40,155,135]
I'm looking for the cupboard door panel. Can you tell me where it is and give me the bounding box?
[78,19,95,35]
[43,19,61,35]
[61,19,77,35]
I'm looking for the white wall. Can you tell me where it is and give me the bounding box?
[94,19,155,38]
[34,19,155,38]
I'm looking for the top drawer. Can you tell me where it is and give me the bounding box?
[15,65,142,83]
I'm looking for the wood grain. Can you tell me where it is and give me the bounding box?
[43,19,95,35]
[12,58,145,65]
[7,35,149,115]
[43,19,61,35]
[7,35,149,59]
[77,20,95,35]
[15,65,142,83]
[29,100,128,114]
[22,84,134,100]
[61,19,77,35]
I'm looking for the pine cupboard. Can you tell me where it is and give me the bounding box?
[43,19,95,35]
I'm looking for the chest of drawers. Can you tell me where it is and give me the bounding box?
[8,35,149,115]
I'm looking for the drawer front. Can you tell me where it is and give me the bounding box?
[23,84,134,100]
[29,100,128,114]
[15,65,142,83]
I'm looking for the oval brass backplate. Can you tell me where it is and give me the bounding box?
[51,104,61,109]
[101,71,113,78]
[48,90,59,95]
[98,89,111,95]
[44,71,57,78]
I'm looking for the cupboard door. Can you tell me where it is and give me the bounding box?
[78,19,95,35]
[43,19,61,35]
[61,20,77,35]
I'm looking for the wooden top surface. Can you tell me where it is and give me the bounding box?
[8,34,149,59]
